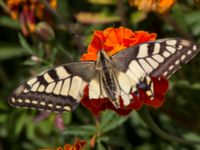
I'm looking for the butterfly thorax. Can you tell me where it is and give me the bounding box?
[96,50,120,108]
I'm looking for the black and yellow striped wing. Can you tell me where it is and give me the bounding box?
[8,62,96,113]
[112,38,199,80]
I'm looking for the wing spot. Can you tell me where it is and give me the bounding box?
[129,60,146,78]
[146,57,159,68]
[32,100,38,104]
[137,44,148,58]
[63,105,71,111]
[31,82,40,92]
[25,99,30,103]
[146,90,152,97]
[11,97,16,103]
[23,89,29,93]
[178,45,183,50]
[181,55,186,60]
[48,103,53,107]
[152,43,161,54]
[38,85,45,92]
[175,60,180,65]
[152,54,164,63]
[69,76,83,100]
[193,45,197,51]
[17,99,23,103]
[46,82,56,93]
[169,65,174,70]
[163,71,168,76]
[139,59,153,74]
[163,51,170,58]
[44,73,54,83]
[40,102,46,106]
[166,40,177,46]
[187,50,192,55]
[60,79,70,96]
[166,46,176,53]
[180,40,191,47]
[53,81,63,95]
[55,67,69,79]
[27,77,37,85]
[56,105,61,109]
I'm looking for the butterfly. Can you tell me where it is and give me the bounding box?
[8,38,199,113]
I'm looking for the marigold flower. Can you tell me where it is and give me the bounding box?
[80,27,169,116]
[129,0,176,14]
[56,139,86,150]
[7,0,57,35]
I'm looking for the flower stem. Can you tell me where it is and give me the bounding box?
[138,106,200,145]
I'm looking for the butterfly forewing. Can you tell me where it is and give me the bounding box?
[8,62,95,113]
[111,38,200,79]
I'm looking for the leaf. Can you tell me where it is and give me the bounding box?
[15,113,28,135]
[97,141,106,150]
[0,115,7,123]
[49,47,58,64]
[64,125,96,136]
[130,11,147,24]
[18,34,34,55]
[185,11,200,26]
[99,110,128,133]
[0,45,28,60]
[26,121,36,140]
[75,12,120,24]
[0,16,20,29]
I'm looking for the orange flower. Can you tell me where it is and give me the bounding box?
[129,0,176,14]
[81,27,156,61]
[7,0,57,35]
[56,139,86,150]
[80,27,169,116]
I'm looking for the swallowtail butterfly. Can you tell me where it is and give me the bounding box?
[8,38,199,112]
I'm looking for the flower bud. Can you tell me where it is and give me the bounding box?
[34,22,55,42]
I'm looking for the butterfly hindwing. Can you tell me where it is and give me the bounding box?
[112,38,200,79]
[8,62,96,113]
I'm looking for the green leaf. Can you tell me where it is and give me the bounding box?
[97,141,106,150]
[99,110,128,133]
[18,34,34,55]
[26,121,36,140]
[0,115,7,123]
[15,113,28,135]
[130,11,147,24]
[50,47,58,64]
[0,16,20,29]
[0,45,28,60]
[185,11,200,26]
[64,125,96,136]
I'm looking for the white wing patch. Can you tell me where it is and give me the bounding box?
[117,72,134,106]
[89,78,108,99]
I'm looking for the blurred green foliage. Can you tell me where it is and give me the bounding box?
[0,0,200,150]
